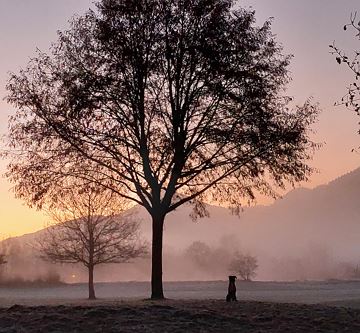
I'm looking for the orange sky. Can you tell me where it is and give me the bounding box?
[1,0,360,237]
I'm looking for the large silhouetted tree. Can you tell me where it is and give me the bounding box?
[39,185,146,299]
[330,12,360,116]
[5,0,318,299]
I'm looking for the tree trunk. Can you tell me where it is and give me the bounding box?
[88,265,96,300]
[151,215,165,299]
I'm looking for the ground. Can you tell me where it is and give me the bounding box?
[0,281,360,332]
[1,300,360,332]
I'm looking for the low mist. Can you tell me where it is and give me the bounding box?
[2,168,360,284]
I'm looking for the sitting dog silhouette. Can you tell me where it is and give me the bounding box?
[226,275,237,302]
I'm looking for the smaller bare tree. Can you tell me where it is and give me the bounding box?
[39,185,147,299]
[229,252,258,282]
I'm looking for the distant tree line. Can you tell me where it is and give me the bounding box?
[185,240,258,281]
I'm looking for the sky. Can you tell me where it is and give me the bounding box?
[0,0,360,237]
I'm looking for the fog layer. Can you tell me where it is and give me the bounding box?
[2,168,360,283]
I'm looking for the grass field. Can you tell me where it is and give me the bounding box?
[0,281,360,332]
[1,299,360,332]
[0,280,360,307]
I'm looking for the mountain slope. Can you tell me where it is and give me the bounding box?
[7,166,360,281]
